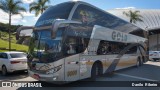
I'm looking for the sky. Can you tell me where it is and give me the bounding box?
[0,0,160,26]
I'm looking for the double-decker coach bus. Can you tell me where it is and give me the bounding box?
[17,1,147,83]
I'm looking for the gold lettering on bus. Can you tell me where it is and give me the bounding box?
[67,70,78,77]
[112,31,127,41]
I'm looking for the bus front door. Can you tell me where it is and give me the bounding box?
[64,54,80,81]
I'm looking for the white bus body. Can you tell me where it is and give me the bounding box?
[27,25,147,83]
[16,1,148,84]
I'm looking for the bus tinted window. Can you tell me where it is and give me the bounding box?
[97,40,128,55]
[126,46,137,54]
[63,36,89,56]
[97,41,111,55]
[130,30,145,38]
[35,2,75,27]
[72,4,127,29]
[72,4,145,38]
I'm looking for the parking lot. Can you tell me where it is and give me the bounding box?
[0,61,160,90]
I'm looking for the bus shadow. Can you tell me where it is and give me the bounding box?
[111,63,160,80]
[16,61,160,89]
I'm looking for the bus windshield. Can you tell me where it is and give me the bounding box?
[29,29,64,63]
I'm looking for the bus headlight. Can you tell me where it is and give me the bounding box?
[46,65,62,74]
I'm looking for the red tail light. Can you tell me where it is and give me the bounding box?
[10,61,21,64]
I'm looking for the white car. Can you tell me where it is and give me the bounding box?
[0,51,28,76]
[149,51,160,61]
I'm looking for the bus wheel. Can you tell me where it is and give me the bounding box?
[143,56,148,63]
[141,57,144,65]
[153,58,157,62]
[90,62,103,81]
[136,57,141,67]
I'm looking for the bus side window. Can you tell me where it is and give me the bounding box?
[66,38,76,55]
[97,40,110,55]
[107,42,127,54]
[67,44,76,54]
[64,37,89,55]
[126,46,137,54]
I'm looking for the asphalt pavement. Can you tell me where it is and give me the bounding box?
[0,61,159,90]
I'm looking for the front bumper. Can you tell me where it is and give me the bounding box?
[28,70,65,84]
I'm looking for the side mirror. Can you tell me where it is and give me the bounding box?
[16,26,34,40]
[51,19,82,39]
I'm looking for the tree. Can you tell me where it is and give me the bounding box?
[29,0,50,16]
[123,10,143,24]
[0,0,26,51]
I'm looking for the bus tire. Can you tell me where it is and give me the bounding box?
[136,57,141,67]
[90,61,103,81]
[141,56,144,65]
[142,56,144,63]
[153,58,157,61]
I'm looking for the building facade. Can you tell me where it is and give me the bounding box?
[107,9,160,51]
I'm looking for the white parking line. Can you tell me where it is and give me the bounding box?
[115,73,158,81]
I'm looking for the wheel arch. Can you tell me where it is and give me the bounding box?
[91,60,103,74]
